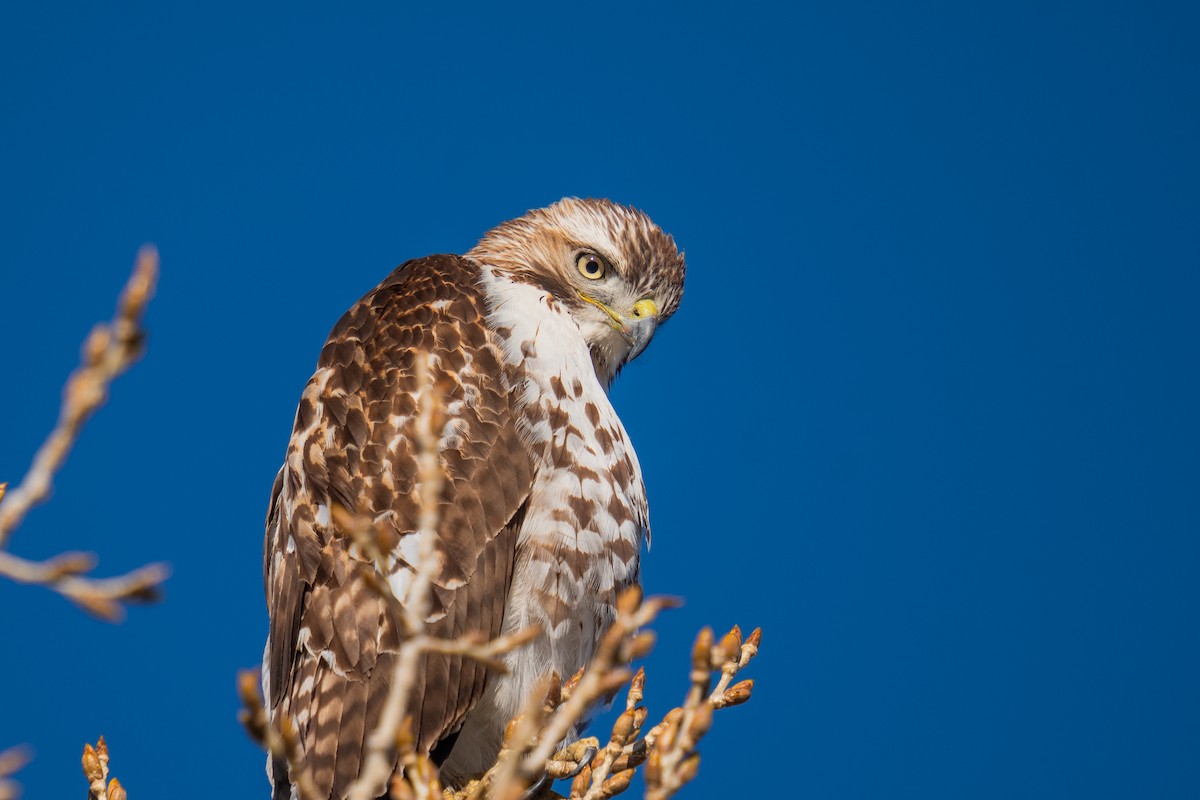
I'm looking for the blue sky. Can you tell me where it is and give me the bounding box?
[1,2,1197,798]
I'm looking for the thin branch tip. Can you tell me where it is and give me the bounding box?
[0,248,168,621]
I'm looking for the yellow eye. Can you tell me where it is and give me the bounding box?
[575,252,607,280]
[631,298,658,319]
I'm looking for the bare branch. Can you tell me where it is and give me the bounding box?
[0,552,169,622]
[0,246,156,542]
[0,247,169,619]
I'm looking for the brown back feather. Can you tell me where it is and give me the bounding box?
[265,255,534,799]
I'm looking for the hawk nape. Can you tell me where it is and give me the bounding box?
[263,198,685,798]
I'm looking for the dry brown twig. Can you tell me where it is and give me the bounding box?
[0,246,169,620]
[3,249,170,800]
[462,587,672,800]
[457,594,761,800]
[81,737,127,800]
[640,625,760,800]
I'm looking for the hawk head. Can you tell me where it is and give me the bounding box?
[468,197,686,383]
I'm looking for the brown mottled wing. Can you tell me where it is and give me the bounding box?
[264,255,534,800]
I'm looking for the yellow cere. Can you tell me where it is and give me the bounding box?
[632,298,658,319]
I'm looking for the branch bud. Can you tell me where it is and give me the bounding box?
[677,752,701,785]
[598,768,635,799]
[720,679,754,708]
[81,744,103,783]
[616,585,643,616]
[691,628,713,674]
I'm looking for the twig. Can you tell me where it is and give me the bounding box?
[519,590,672,780]
[423,627,542,674]
[237,671,322,800]
[469,588,675,800]
[347,352,446,800]
[642,626,761,800]
[472,673,560,800]
[0,247,169,619]
[566,669,647,800]
[81,737,127,800]
[0,552,168,622]
[0,247,155,542]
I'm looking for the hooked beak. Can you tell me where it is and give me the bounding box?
[623,314,657,361]
[578,293,659,362]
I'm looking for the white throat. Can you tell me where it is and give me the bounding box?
[476,264,609,393]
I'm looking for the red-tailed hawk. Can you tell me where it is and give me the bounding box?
[263,198,686,798]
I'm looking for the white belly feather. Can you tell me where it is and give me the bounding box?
[439,264,648,779]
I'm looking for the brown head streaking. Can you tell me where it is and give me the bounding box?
[263,198,685,798]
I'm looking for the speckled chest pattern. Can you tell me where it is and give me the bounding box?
[440,263,649,778]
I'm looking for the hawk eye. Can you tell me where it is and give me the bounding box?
[575,252,607,280]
